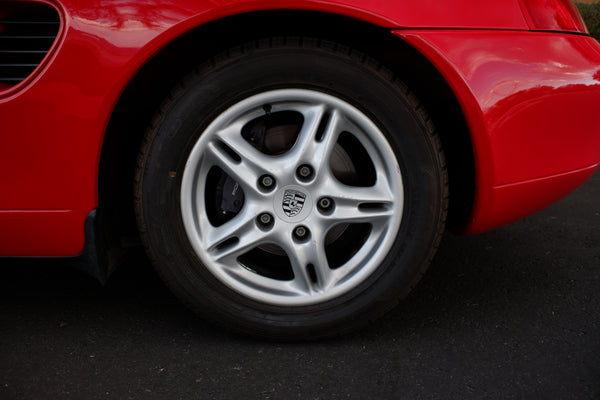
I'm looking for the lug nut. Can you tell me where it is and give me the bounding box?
[296,164,314,181]
[293,225,310,241]
[258,213,274,228]
[318,197,333,211]
[259,175,275,190]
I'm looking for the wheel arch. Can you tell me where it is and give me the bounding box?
[98,10,475,249]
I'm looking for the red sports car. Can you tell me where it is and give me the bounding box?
[1,0,599,339]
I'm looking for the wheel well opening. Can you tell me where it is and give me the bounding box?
[99,10,475,248]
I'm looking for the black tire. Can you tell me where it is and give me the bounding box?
[135,38,448,340]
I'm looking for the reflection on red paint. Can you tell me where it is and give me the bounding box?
[398,31,600,234]
[519,0,588,33]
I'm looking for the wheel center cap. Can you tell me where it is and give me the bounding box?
[274,185,313,223]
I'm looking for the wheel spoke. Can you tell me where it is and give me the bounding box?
[210,230,269,266]
[204,207,267,265]
[332,173,395,203]
[202,206,252,250]
[287,105,326,161]
[288,106,344,172]
[206,123,276,185]
[204,141,259,191]
[283,229,336,294]
[311,109,345,172]
[311,236,339,292]
[216,123,266,167]
[329,202,394,227]
[285,245,314,294]
[321,177,396,226]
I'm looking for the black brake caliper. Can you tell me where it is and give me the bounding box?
[215,173,244,223]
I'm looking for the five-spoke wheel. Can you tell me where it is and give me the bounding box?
[181,89,404,306]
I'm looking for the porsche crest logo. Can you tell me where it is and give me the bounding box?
[282,190,306,217]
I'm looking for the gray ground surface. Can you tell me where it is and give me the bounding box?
[1,171,598,400]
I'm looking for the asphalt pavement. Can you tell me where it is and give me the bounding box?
[1,171,599,400]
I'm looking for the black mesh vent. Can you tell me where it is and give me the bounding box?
[0,2,60,88]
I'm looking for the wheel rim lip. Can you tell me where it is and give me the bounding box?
[180,88,404,306]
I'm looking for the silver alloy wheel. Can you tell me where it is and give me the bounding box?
[181,89,404,306]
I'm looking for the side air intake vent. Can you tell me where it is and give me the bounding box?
[0,2,61,90]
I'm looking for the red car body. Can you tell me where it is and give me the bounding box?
[1,0,599,258]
